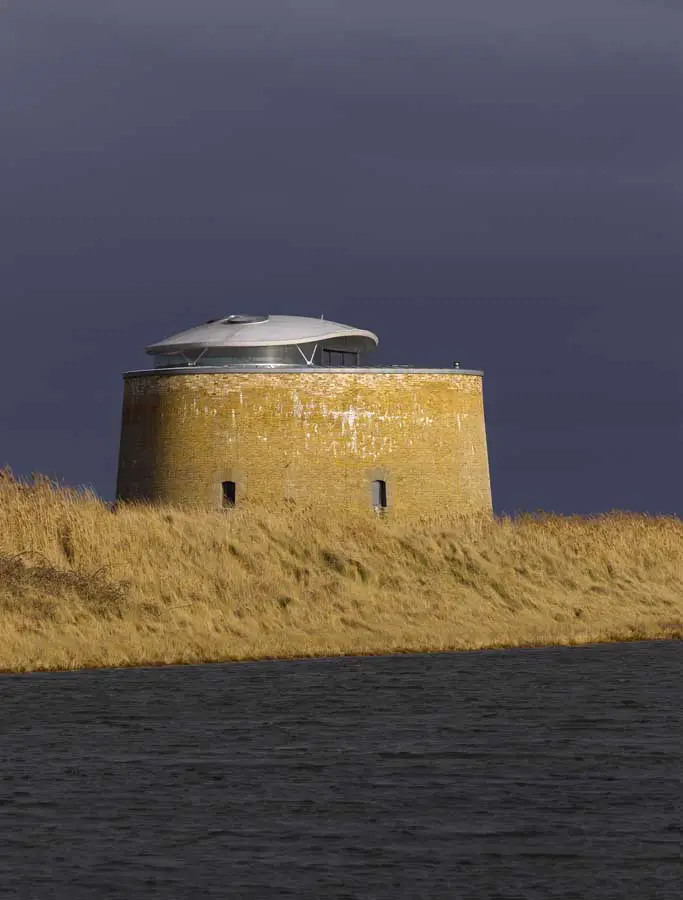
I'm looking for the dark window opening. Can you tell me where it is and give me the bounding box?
[372,479,387,511]
[322,348,359,367]
[222,480,237,507]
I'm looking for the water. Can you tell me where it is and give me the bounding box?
[1,642,680,899]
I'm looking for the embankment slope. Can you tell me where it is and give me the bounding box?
[0,474,681,672]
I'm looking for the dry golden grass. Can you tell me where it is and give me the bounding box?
[0,468,681,673]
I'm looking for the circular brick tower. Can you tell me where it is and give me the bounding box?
[115,314,492,518]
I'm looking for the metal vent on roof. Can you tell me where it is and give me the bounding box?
[204,314,268,325]
[223,314,268,324]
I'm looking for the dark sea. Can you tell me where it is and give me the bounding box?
[1,641,680,899]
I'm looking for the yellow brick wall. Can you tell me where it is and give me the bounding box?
[116,371,492,518]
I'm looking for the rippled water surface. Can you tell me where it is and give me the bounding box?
[1,642,681,899]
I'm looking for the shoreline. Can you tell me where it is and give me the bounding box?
[1,632,680,676]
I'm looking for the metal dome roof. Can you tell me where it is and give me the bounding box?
[146,314,379,354]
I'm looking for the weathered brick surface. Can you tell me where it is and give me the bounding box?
[116,371,492,518]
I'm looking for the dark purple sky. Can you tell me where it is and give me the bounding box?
[1,0,681,514]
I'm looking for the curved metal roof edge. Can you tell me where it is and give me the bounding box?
[146,330,378,351]
[145,320,379,353]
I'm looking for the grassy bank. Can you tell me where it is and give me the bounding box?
[0,471,681,673]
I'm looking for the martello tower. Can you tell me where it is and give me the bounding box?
[116,314,492,518]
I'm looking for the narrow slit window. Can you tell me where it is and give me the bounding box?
[222,480,237,507]
[372,479,387,511]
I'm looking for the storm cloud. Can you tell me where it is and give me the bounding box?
[1,0,681,513]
